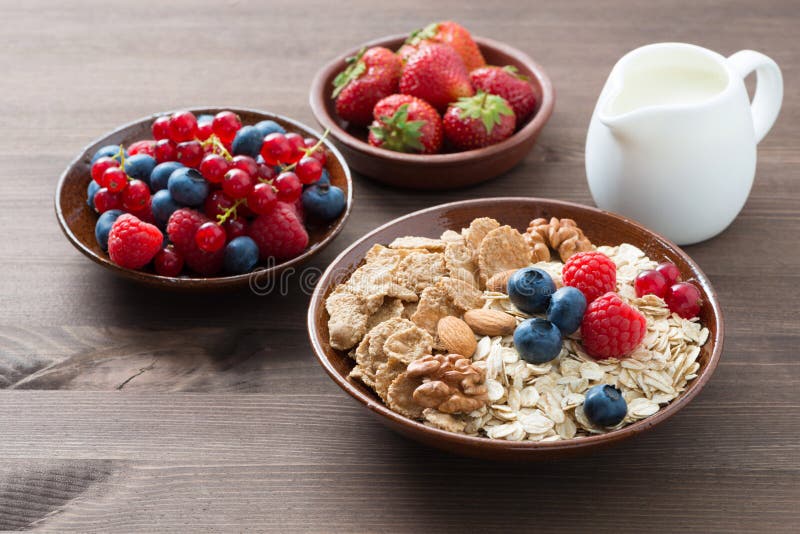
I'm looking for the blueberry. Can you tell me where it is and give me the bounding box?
[91,144,125,165]
[87,180,100,209]
[513,318,562,364]
[150,161,184,192]
[197,114,214,124]
[151,189,180,228]
[224,236,260,274]
[547,286,587,334]
[583,385,628,427]
[507,267,556,314]
[124,154,156,184]
[316,168,331,185]
[168,168,209,206]
[232,125,264,158]
[94,209,124,251]
[301,183,346,222]
[254,120,286,137]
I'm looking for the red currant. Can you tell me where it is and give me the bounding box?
[634,269,668,298]
[91,157,119,184]
[154,246,184,277]
[168,111,198,143]
[154,139,177,163]
[284,133,305,164]
[274,172,302,203]
[256,163,277,182]
[656,262,682,285]
[121,180,150,211]
[128,140,156,157]
[176,140,204,168]
[247,182,278,215]
[195,222,227,253]
[260,133,290,165]
[223,216,248,240]
[197,120,214,141]
[222,168,254,199]
[93,187,122,213]
[295,156,323,184]
[231,155,258,176]
[130,197,154,224]
[665,282,702,319]
[103,167,129,193]
[199,154,230,184]
[212,111,241,143]
[152,116,171,140]
[304,137,327,165]
[204,190,234,219]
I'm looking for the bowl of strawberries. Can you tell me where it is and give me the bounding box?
[55,108,352,290]
[310,21,554,190]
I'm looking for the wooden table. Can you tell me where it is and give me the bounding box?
[1,0,797,531]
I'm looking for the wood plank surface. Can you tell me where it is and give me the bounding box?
[0,0,798,531]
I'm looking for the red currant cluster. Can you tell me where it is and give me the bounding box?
[88,110,336,277]
[91,150,152,214]
[634,262,703,319]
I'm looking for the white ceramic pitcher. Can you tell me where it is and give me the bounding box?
[585,43,782,245]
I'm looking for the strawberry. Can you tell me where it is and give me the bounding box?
[333,47,402,127]
[400,21,486,71]
[470,66,538,127]
[399,44,474,113]
[367,94,443,154]
[442,91,516,151]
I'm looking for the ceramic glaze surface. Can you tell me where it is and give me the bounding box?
[586,43,783,245]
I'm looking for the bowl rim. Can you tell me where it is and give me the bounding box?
[54,106,353,288]
[309,34,556,166]
[307,197,724,453]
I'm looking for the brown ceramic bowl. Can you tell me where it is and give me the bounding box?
[55,107,352,290]
[307,198,724,460]
[309,35,555,190]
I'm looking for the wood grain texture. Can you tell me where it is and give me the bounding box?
[0,0,798,531]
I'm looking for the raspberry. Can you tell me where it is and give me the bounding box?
[248,202,308,261]
[293,197,305,221]
[580,292,646,359]
[166,208,224,275]
[562,251,617,303]
[107,214,163,269]
[167,208,207,250]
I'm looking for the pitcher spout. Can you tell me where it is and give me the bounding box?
[596,42,732,136]
[596,86,647,136]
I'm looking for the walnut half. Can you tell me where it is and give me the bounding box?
[526,217,593,262]
[406,354,489,414]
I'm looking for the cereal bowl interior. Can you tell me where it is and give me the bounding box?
[308,198,723,460]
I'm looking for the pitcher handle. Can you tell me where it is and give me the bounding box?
[727,50,783,144]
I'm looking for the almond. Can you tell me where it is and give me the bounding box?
[437,316,477,357]
[463,309,517,336]
[485,269,517,293]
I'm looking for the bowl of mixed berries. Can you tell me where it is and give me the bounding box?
[310,21,554,189]
[55,108,352,289]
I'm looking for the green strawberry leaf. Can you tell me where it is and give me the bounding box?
[502,65,529,81]
[371,104,426,152]
[404,22,439,46]
[454,91,514,134]
[332,48,367,99]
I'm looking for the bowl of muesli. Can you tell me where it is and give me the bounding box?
[307,198,723,460]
